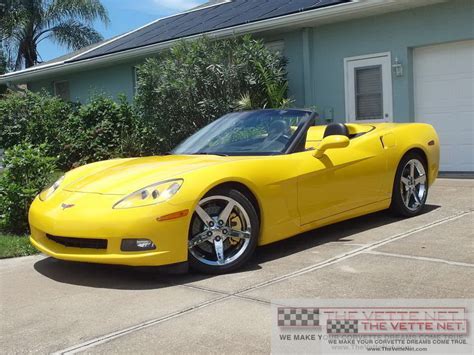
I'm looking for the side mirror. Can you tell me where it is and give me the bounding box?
[313,135,350,158]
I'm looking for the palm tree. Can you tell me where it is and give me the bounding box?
[0,0,109,70]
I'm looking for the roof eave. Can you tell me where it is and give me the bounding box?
[0,0,445,85]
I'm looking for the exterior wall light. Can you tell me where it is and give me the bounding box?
[392,57,404,77]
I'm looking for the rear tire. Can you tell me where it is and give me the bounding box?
[390,152,428,217]
[188,188,259,274]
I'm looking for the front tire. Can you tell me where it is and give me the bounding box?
[390,152,428,217]
[188,188,259,274]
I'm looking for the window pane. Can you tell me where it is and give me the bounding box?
[54,81,70,101]
[355,66,383,120]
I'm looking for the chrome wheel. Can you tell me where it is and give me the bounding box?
[400,159,427,211]
[188,195,252,266]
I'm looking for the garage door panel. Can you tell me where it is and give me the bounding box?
[415,41,474,76]
[416,78,472,107]
[414,40,474,172]
[441,145,473,172]
[421,113,473,144]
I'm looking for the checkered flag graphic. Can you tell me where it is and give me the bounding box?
[278,307,319,327]
[326,320,358,334]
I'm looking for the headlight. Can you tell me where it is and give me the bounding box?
[39,175,65,201]
[113,179,183,209]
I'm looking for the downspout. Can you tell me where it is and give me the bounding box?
[302,28,313,108]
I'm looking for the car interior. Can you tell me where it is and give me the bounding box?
[305,123,375,150]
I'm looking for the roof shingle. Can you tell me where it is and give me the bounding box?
[69,0,349,63]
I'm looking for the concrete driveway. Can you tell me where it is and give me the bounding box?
[1,178,473,354]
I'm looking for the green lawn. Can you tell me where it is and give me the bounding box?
[0,234,39,259]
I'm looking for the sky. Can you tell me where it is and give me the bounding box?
[37,0,208,62]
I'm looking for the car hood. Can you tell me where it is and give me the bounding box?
[63,155,233,195]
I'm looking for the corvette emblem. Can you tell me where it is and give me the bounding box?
[61,203,75,210]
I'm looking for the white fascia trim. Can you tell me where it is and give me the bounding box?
[0,0,415,84]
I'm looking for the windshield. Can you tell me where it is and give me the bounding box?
[172,110,312,156]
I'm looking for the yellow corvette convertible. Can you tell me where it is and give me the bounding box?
[29,109,439,274]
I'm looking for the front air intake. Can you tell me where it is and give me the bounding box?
[47,235,108,249]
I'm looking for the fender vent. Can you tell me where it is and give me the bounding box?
[47,235,107,249]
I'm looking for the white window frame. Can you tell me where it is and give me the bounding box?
[344,52,393,123]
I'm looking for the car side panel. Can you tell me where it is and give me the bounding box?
[298,132,389,225]
[392,123,440,187]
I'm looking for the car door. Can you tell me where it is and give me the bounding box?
[297,134,387,225]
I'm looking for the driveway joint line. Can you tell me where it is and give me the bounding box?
[232,293,273,305]
[175,283,231,296]
[175,281,274,305]
[53,294,231,355]
[365,250,474,268]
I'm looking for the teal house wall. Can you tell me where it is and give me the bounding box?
[25,0,473,123]
[275,0,473,123]
[28,62,141,103]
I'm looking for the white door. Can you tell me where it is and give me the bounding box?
[345,52,393,122]
[414,40,474,172]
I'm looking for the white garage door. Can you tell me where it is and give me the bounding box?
[414,40,474,172]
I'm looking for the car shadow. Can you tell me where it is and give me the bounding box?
[34,204,440,290]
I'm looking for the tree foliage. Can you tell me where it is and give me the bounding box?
[0,0,109,70]
[135,35,290,154]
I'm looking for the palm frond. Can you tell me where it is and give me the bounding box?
[2,0,108,69]
[50,19,103,50]
[45,0,109,25]
[235,93,253,111]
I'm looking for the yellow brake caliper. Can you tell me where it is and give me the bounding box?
[229,212,242,246]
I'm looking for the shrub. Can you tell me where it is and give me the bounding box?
[0,90,73,157]
[59,95,142,168]
[0,143,57,234]
[135,35,290,154]
[0,91,144,169]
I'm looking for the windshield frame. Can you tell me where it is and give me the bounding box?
[171,109,318,157]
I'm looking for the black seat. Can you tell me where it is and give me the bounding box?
[323,123,349,138]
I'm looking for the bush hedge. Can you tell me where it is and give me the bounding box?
[0,144,57,234]
[59,95,144,168]
[0,90,73,158]
[0,92,147,169]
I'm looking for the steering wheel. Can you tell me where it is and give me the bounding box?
[261,133,289,151]
[277,134,290,143]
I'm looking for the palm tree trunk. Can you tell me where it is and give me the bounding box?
[24,42,38,68]
[16,36,38,69]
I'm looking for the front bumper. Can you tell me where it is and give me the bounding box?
[28,190,192,267]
